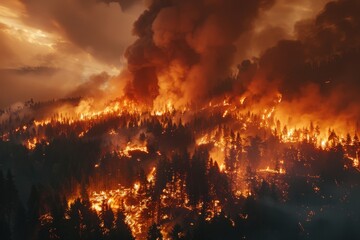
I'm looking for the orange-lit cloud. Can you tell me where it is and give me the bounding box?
[0,0,143,108]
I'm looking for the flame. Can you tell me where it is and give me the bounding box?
[258,166,286,175]
[346,154,359,168]
[147,167,156,182]
[69,185,152,237]
[219,163,226,172]
[134,182,140,192]
[120,143,148,157]
[3,93,359,238]
[24,137,49,150]
[26,137,38,149]
[240,96,247,105]
[34,119,51,126]
[223,110,229,118]
[321,139,327,149]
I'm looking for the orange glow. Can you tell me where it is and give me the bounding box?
[220,163,226,172]
[258,166,286,175]
[26,137,38,150]
[321,139,327,149]
[147,167,156,182]
[120,143,148,157]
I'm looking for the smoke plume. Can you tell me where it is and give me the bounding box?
[124,0,275,107]
[123,0,360,132]
[250,0,360,132]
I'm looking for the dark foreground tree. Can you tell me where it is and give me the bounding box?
[147,223,163,240]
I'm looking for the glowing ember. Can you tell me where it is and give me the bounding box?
[121,143,148,157]
[26,137,38,149]
[147,167,156,183]
[258,166,286,175]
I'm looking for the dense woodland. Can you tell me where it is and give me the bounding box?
[0,100,360,240]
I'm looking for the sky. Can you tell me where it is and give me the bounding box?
[0,0,343,109]
[0,0,143,108]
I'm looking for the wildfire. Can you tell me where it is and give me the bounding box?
[2,94,359,239]
[222,110,229,118]
[321,139,327,149]
[219,163,226,172]
[258,166,286,175]
[152,100,175,116]
[134,182,140,192]
[34,119,51,126]
[240,96,247,105]
[26,137,38,149]
[86,187,150,237]
[147,167,156,183]
[120,143,148,157]
[1,0,360,238]
[346,154,359,168]
[74,164,179,238]
[25,137,49,150]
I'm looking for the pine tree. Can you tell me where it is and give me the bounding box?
[110,210,134,240]
[67,198,82,240]
[247,136,262,169]
[27,185,40,240]
[170,224,184,240]
[13,203,27,240]
[4,170,18,222]
[0,171,4,217]
[0,215,11,240]
[147,223,163,240]
[102,205,114,231]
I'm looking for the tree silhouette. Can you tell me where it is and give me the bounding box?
[4,170,18,222]
[27,185,40,240]
[246,136,262,169]
[13,203,27,240]
[170,224,184,240]
[102,204,114,231]
[0,215,11,240]
[110,210,134,240]
[147,223,163,240]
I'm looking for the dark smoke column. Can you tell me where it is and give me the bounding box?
[124,0,275,107]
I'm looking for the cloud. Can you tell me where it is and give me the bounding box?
[18,0,142,66]
[0,67,81,108]
[235,0,331,60]
[0,0,144,108]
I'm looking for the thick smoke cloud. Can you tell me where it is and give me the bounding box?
[296,0,360,58]
[123,0,360,131]
[235,0,330,61]
[124,0,275,107]
[247,0,360,131]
